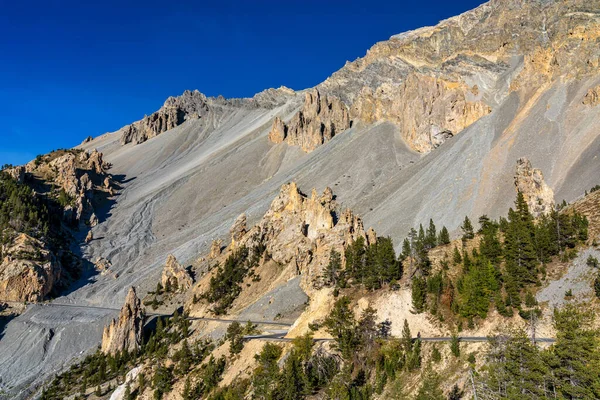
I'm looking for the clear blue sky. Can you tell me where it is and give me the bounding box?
[0,0,484,166]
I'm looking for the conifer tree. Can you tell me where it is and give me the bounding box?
[478,216,502,265]
[550,304,600,398]
[461,216,475,242]
[401,319,413,354]
[450,333,460,357]
[411,277,427,313]
[484,329,550,398]
[322,249,342,287]
[415,370,444,400]
[323,296,359,360]
[425,219,437,249]
[453,246,462,265]
[504,194,538,289]
[438,226,451,245]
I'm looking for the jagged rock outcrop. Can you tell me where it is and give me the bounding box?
[101,287,144,355]
[94,257,112,273]
[23,149,113,227]
[0,234,62,302]
[583,85,600,106]
[514,158,555,217]
[230,213,247,248]
[232,182,374,288]
[319,0,600,153]
[268,117,287,144]
[120,90,211,145]
[5,166,25,183]
[161,254,193,292]
[81,136,93,144]
[209,239,223,259]
[268,89,351,152]
[351,73,491,153]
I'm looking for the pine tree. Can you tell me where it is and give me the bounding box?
[182,377,192,400]
[323,296,359,360]
[450,333,460,357]
[425,219,437,249]
[458,259,498,318]
[415,369,444,400]
[438,226,451,245]
[478,216,502,265]
[253,343,282,400]
[550,304,600,399]
[461,216,475,242]
[322,249,342,287]
[345,236,366,283]
[277,350,310,399]
[401,319,412,354]
[484,329,550,399]
[453,246,462,265]
[504,194,538,289]
[411,277,427,313]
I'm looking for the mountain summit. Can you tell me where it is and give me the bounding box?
[1,1,600,398]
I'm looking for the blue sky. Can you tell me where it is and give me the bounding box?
[0,0,484,166]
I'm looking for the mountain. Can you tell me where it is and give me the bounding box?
[1,0,600,398]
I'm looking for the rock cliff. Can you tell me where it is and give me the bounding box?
[0,234,62,302]
[230,182,373,288]
[101,287,144,355]
[514,158,555,217]
[268,89,351,152]
[351,73,490,152]
[24,149,113,227]
[161,254,193,292]
[120,90,210,145]
[319,0,600,152]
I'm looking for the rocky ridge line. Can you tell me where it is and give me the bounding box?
[268,89,351,153]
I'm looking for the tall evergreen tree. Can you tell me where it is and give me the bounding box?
[478,216,502,265]
[549,305,600,399]
[322,249,342,288]
[461,216,475,242]
[504,193,538,289]
[438,226,451,245]
[411,277,427,313]
[425,219,437,249]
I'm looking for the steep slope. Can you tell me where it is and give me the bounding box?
[1,0,600,397]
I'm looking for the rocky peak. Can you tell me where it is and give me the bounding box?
[268,89,351,152]
[101,287,144,355]
[231,182,374,289]
[514,158,555,217]
[319,0,600,153]
[161,254,193,292]
[120,90,211,145]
